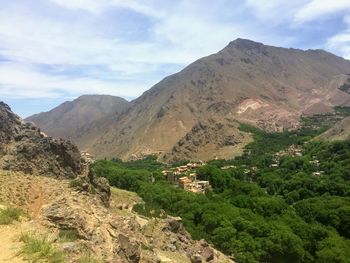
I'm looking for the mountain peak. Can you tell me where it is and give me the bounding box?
[226,38,264,50]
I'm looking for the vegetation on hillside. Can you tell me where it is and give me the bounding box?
[20,233,66,263]
[92,113,350,263]
[0,207,22,225]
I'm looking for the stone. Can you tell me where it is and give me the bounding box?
[190,254,202,263]
[165,243,177,252]
[118,234,141,263]
[59,242,80,253]
[164,216,182,233]
[202,247,214,262]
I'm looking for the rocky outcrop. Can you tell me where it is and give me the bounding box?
[70,168,111,207]
[0,102,82,178]
[0,102,21,153]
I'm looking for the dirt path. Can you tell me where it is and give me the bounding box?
[27,182,45,219]
[0,224,26,262]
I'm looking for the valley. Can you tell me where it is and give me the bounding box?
[2,39,350,263]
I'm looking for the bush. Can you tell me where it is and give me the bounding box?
[69,178,84,189]
[20,233,65,263]
[0,207,21,224]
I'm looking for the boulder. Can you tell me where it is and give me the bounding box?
[118,234,141,263]
[190,254,202,263]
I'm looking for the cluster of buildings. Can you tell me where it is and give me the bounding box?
[161,161,211,193]
[309,157,324,176]
[271,144,303,167]
[270,146,325,176]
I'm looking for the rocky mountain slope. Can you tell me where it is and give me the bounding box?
[26,95,130,151]
[84,39,350,161]
[318,116,350,141]
[0,101,83,177]
[0,171,232,263]
[0,101,233,262]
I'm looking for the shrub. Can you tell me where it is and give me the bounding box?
[69,178,84,189]
[0,207,21,224]
[20,233,65,263]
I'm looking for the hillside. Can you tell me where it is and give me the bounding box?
[84,38,350,161]
[318,116,350,141]
[26,95,130,151]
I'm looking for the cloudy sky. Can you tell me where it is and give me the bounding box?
[1,0,350,117]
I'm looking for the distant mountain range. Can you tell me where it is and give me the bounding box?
[26,38,350,161]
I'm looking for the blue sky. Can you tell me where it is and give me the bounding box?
[1,0,350,117]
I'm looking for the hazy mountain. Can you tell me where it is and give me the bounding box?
[26,95,130,151]
[84,39,350,161]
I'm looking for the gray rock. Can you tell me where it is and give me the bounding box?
[165,243,177,252]
[59,242,80,253]
[190,254,202,263]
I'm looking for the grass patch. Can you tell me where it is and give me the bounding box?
[58,229,80,242]
[69,178,84,189]
[0,207,22,225]
[20,233,65,263]
[78,253,101,263]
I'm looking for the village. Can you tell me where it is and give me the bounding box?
[161,161,212,193]
[270,144,324,176]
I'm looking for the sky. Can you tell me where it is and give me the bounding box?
[1,0,350,117]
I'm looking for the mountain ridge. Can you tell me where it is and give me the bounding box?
[25,38,350,161]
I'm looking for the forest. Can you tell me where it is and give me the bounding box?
[92,113,350,263]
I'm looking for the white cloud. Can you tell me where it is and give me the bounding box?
[325,13,350,59]
[0,62,152,99]
[327,32,350,59]
[48,0,164,18]
[0,0,269,101]
[1,0,350,105]
[244,0,308,25]
[294,0,350,23]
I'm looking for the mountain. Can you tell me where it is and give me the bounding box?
[26,95,130,151]
[84,38,350,161]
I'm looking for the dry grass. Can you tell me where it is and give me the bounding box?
[58,229,80,242]
[0,207,22,225]
[20,232,65,263]
[78,253,101,263]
